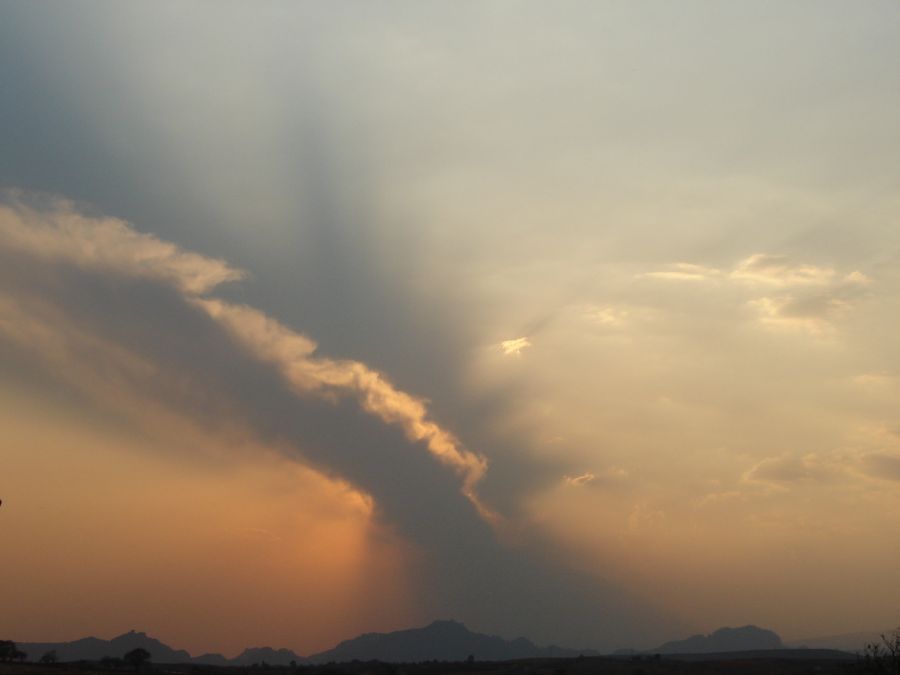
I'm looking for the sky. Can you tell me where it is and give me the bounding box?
[1,0,900,657]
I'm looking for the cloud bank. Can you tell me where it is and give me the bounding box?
[0,192,673,650]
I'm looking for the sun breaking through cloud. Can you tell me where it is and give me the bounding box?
[500,336,531,356]
[4,1,900,653]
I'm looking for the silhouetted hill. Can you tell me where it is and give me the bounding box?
[308,619,597,663]
[657,648,855,661]
[19,622,863,667]
[19,631,191,663]
[17,632,301,666]
[787,630,888,653]
[230,647,303,666]
[654,626,783,654]
[191,653,231,666]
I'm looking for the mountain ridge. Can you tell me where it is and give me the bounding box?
[307,620,599,663]
[16,622,880,664]
[653,625,783,654]
[18,631,193,664]
[16,622,596,665]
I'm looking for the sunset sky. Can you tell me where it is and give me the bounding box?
[1,1,899,657]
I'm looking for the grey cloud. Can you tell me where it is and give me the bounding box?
[861,453,900,482]
[742,453,842,487]
[774,293,849,320]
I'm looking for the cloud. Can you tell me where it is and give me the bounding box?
[642,253,872,334]
[0,192,490,516]
[193,298,492,517]
[564,467,628,488]
[0,192,245,295]
[742,453,843,487]
[7,0,900,646]
[583,304,632,327]
[729,253,838,287]
[500,336,531,356]
[747,273,870,335]
[640,262,721,282]
[739,446,900,496]
[748,295,845,334]
[564,472,596,486]
[0,193,678,649]
[860,452,900,482]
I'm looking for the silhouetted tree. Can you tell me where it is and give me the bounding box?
[0,641,26,663]
[124,647,151,671]
[863,630,900,675]
[0,641,16,662]
[40,649,59,664]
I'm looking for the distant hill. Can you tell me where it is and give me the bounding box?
[19,631,192,663]
[787,630,892,653]
[230,647,304,666]
[656,648,856,662]
[20,622,874,666]
[191,653,231,666]
[654,626,784,654]
[17,631,303,666]
[308,620,598,663]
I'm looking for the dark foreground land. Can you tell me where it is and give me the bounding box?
[0,651,869,675]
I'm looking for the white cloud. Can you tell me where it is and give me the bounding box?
[642,253,872,335]
[640,262,721,282]
[730,254,837,287]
